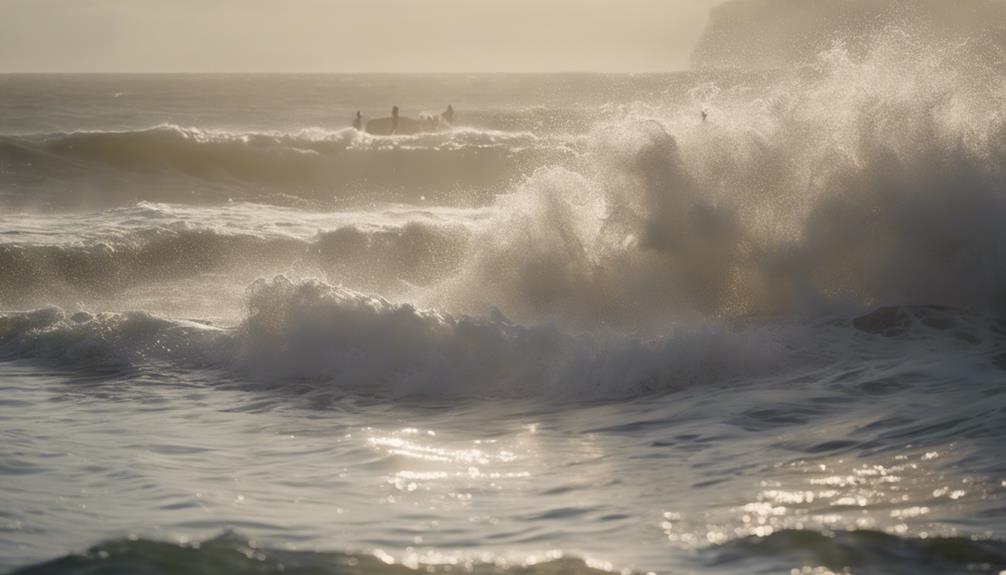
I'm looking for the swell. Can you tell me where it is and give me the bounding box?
[11,530,1006,575]
[703,529,1006,574]
[9,532,613,575]
[0,223,472,308]
[0,125,576,208]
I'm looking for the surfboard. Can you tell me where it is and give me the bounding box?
[365,116,443,136]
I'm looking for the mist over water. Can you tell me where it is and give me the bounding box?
[3,19,1006,575]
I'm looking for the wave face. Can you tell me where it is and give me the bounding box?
[0,125,574,209]
[0,214,472,311]
[13,530,1006,575]
[9,533,612,575]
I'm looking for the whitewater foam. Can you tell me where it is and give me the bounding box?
[5,273,1005,401]
[0,276,795,399]
[415,33,1006,326]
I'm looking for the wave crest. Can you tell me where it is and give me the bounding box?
[0,276,786,399]
[12,529,1006,575]
[0,221,471,309]
[0,125,572,208]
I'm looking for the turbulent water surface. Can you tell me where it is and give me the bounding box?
[3,34,1006,575]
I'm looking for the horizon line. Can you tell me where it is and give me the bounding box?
[0,70,695,76]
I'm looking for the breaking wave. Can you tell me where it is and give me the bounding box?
[2,275,1004,401]
[0,276,788,399]
[423,33,1006,326]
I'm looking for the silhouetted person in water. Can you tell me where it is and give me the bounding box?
[353,111,362,131]
[701,109,708,123]
[391,106,400,134]
[443,104,455,125]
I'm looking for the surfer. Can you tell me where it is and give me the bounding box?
[391,105,399,134]
[353,111,362,131]
[443,104,455,125]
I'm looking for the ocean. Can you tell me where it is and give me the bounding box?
[3,37,1006,575]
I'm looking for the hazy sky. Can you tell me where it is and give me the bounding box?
[0,0,724,73]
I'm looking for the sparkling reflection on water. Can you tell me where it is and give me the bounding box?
[3,358,1005,574]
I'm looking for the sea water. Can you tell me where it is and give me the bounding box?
[2,37,1006,575]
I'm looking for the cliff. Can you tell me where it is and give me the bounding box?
[692,0,1006,69]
